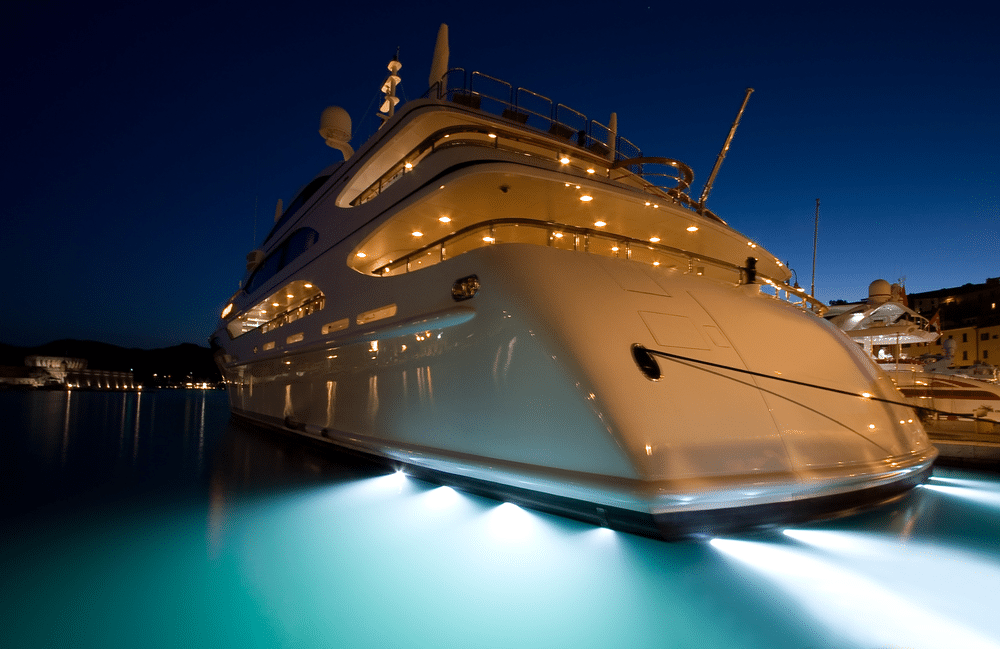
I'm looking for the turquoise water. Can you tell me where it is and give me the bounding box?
[2,390,999,649]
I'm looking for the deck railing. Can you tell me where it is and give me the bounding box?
[372,217,827,315]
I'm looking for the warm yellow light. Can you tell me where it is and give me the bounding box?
[686,226,699,232]
[221,303,233,318]
[868,424,876,429]
[488,133,497,138]
[438,216,451,223]
[565,183,571,187]
[580,195,593,202]
[304,283,313,288]
[412,231,423,237]
[861,392,873,399]
[586,168,595,174]
[594,220,606,227]
[286,294,294,298]
[272,302,280,307]
[554,232,563,238]
[483,236,495,243]
[611,246,619,252]
[356,252,367,258]
[653,261,660,266]
[653,204,659,208]
[649,237,660,243]
[645,201,651,206]
[404,162,413,169]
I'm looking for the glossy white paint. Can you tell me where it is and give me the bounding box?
[212,77,935,527]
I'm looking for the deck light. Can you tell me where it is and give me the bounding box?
[586,168,595,174]
[687,226,699,232]
[272,302,280,307]
[594,220,606,227]
[488,133,497,138]
[221,303,233,318]
[412,231,423,237]
[438,216,451,223]
[559,156,570,164]
[404,162,413,169]
[286,294,294,298]
[554,232,563,238]
[356,252,367,258]
[580,195,593,202]
[483,236,494,243]
[304,283,313,288]
[611,246,619,252]
[649,237,660,243]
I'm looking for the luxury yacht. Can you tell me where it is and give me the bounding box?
[211,26,935,538]
[827,279,1000,426]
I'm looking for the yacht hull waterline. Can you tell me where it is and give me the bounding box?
[211,31,935,539]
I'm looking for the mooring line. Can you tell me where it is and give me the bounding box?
[636,345,986,422]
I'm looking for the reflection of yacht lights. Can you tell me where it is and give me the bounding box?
[686,226,699,232]
[580,195,593,201]
[412,231,423,237]
[438,216,451,223]
[649,237,660,243]
[559,156,570,164]
[356,252,367,258]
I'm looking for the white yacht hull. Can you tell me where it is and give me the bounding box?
[215,243,935,537]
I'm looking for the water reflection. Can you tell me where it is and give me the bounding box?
[2,390,999,649]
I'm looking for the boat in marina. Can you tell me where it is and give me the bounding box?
[827,279,1000,427]
[210,26,935,538]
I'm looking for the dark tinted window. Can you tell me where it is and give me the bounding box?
[264,175,331,244]
[245,228,319,295]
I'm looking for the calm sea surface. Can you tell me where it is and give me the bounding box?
[2,389,1000,649]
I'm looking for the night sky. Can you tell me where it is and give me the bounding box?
[3,0,997,349]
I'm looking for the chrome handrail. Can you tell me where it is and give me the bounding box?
[370,217,827,315]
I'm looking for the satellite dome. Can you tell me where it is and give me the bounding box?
[319,106,354,160]
[868,279,891,304]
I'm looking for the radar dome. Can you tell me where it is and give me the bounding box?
[319,106,354,160]
[868,279,891,304]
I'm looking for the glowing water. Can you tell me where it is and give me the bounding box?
[2,391,999,649]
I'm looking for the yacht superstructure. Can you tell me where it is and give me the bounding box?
[211,27,935,538]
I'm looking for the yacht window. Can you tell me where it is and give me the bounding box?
[245,228,319,295]
[264,174,332,243]
[226,280,325,339]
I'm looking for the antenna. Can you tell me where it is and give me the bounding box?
[698,88,754,211]
[811,198,819,297]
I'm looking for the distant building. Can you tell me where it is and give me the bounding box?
[904,278,1000,366]
[0,356,136,389]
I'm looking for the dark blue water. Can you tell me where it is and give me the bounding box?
[3,390,999,649]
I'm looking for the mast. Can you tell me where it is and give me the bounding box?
[698,87,754,211]
[811,198,819,297]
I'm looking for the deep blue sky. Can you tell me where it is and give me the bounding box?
[3,0,997,349]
